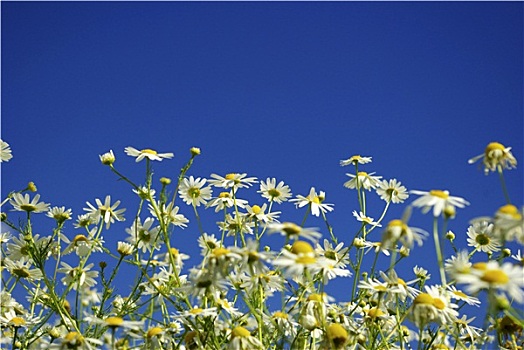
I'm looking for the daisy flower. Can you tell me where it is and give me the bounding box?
[149,201,188,228]
[84,315,143,331]
[468,141,517,174]
[177,306,218,319]
[494,204,523,243]
[4,258,43,281]
[228,326,263,350]
[133,186,156,200]
[445,250,472,280]
[410,285,458,328]
[381,219,428,250]
[126,217,161,253]
[0,309,40,329]
[466,220,501,254]
[272,240,323,277]
[197,233,220,256]
[410,189,469,217]
[267,222,322,242]
[46,206,73,223]
[178,176,212,207]
[258,177,292,203]
[339,154,372,166]
[58,262,99,290]
[84,195,126,229]
[0,139,13,162]
[218,212,254,237]
[344,172,382,191]
[455,260,524,303]
[208,173,258,189]
[353,211,382,227]
[245,203,280,223]
[206,191,248,212]
[49,331,103,349]
[9,193,49,213]
[446,285,481,306]
[99,150,115,165]
[124,146,174,162]
[315,239,350,268]
[376,179,409,204]
[290,187,334,217]
[62,229,104,256]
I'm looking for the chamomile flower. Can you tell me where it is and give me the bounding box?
[197,233,220,256]
[315,239,350,268]
[74,213,96,228]
[468,142,517,174]
[99,150,115,165]
[466,220,501,254]
[267,222,322,242]
[4,258,43,281]
[258,178,292,203]
[344,172,382,191]
[132,186,156,200]
[447,285,481,306]
[445,251,472,280]
[353,211,382,227]
[410,285,458,328]
[494,204,523,243]
[206,191,248,212]
[126,217,161,253]
[178,176,212,207]
[340,154,372,167]
[62,229,104,256]
[0,139,13,162]
[124,146,174,162]
[208,173,258,189]
[49,331,103,349]
[85,315,143,331]
[84,195,126,229]
[245,203,280,223]
[46,206,73,223]
[410,189,469,217]
[9,193,49,213]
[381,219,428,250]
[290,187,334,217]
[455,260,524,303]
[376,179,409,204]
[58,262,99,290]
[228,326,263,350]
[150,201,188,228]
[272,241,323,277]
[0,309,40,329]
[218,212,254,237]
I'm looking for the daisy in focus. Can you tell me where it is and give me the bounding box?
[208,172,257,189]
[290,187,334,217]
[84,195,126,229]
[344,172,382,191]
[410,189,469,217]
[124,146,174,162]
[0,139,13,162]
[178,176,212,207]
[466,220,501,254]
[258,177,292,203]
[468,141,517,174]
[376,179,409,204]
[9,193,49,213]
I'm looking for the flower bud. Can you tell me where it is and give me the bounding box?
[27,182,37,192]
[99,150,115,166]
[445,231,455,241]
[160,177,171,185]
[190,147,201,156]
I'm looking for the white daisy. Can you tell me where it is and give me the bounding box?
[228,326,263,350]
[206,191,248,212]
[381,219,428,250]
[376,179,409,204]
[353,211,382,227]
[124,146,174,162]
[258,177,292,203]
[46,206,73,223]
[178,176,212,207]
[267,222,322,242]
[84,195,126,229]
[0,139,13,162]
[455,260,524,303]
[444,250,472,280]
[339,155,372,166]
[466,220,501,254]
[410,189,469,217]
[126,217,161,253]
[9,193,49,213]
[150,201,188,228]
[468,141,517,174]
[344,172,382,191]
[315,239,350,268]
[290,187,334,217]
[208,173,258,189]
[494,204,523,243]
[58,262,99,290]
[272,241,323,277]
[4,258,43,281]
[245,203,280,223]
[446,285,481,306]
[132,186,156,200]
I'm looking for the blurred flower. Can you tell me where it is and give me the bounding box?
[267,222,322,242]
[272,241,323,277]
[446,285,481,306]
[445,251,472,280]
[468,142,517,174]
[0,139,13,162]
[258,178,292,203]
[0,309,40,329]
[466,220,501,254]
[84,195,126,229]
[124,146,174,162]
[353,211,382,227]
[290,187,334,217]
[381,219,428,250]
[46,206,73,223]
[339,155,372,166]
[455,260,524,303]
[4,258,43,281]
[58,262,99,290]
[190,147,201,156]
[228,326,263,350]
[344,171,382,191]
[315,239,349,268]
[410,189,469,217]
[208,172,258,189]
[9,193,49,213]
[376,179,409,203]
[494,204,523,243]
[99,150,115,165]
[245,203,280,223]
[178,176,212,207]
[206,191,248,212]
[410,285,458,328]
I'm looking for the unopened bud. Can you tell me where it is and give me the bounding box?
[27,182,37,192]
[445,231,455,241]
[160,177,171,185]
[190,147,201,156]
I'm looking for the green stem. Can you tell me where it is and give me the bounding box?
[432,217,447,286]
[497,165,511,204]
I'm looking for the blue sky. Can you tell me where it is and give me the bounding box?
[1,1,523,326]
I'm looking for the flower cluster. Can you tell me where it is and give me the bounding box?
[0,139,522,350]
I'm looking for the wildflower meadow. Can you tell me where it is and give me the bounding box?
[0,139,522,350]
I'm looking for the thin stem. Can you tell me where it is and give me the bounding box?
[432,217,447,286]
[497,165,511,204]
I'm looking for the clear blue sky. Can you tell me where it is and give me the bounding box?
[2,1,523,325]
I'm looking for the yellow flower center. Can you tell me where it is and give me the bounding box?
[367,307,385,318]
[283,222,302,236]
[73,235,89,244]
[452,290,468,299]
[251,205,262,214]
[190,308,203,315]
[147,327,163,338]
[105,316,124,327]
[498,204,522,219]
[291,241,314,254]
[268,188,281,197]
[414,293,434,305]
[312,196,321,204]
[432,298,446,310]
[475,234,490,246]
[485,142,505,157]
[387,219,408,231]
[212,247,230,258]
[429,190,449,199]
[481,269,509,284]
[141,149,158,155]
[225,173,236,180]
[273,311,288,319]
[219,192,230,198]
[327,323,348,346]
[170,247,179,257]
[357,171,368,177]
[64,332,84,344]
[397,278,407,288]
[472,262,488,270]
[11,317,26,327]
[307,293,323,302]
[374,285,388,292]
[232,326,251,338]
[188,187,201,198]
[296,256,316,264]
